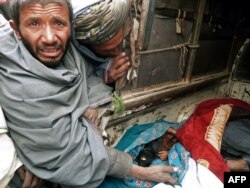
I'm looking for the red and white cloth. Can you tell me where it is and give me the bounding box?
[176,98,250,182]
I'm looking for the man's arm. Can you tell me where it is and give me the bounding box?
[105,146,178,184]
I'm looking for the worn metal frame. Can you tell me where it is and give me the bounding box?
[118,0,234,110]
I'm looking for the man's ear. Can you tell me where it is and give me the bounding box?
[9,20,21,40]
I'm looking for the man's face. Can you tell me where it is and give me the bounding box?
[90,27,124,57]
[10,2,71,67]
[90,18,132,58]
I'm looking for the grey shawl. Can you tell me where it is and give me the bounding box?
[0,15,115,187]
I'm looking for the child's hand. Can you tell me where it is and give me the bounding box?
[167,127,176,134]
[157,150,168,161]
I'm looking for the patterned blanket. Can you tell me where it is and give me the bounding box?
[176,98,250,182]
[100,121,189,188]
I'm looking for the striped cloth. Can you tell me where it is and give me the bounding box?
[74,0,130,45]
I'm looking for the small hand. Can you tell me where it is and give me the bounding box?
[106,52,130,84]
[167,127,176,134]
[157,150,168,161]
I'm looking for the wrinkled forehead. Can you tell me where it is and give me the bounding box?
[20,1,68,13]
[18,2,71,23]
[19,0,69,10]
[16,0,69,8]
[9,0,73,25]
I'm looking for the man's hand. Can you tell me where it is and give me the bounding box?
[130,164,178,185]
[17,166,43,188]
[106,52,130,84]
[84,108,99,126]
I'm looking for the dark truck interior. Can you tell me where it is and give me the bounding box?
[106,0,250,143]
[112,0,250,112]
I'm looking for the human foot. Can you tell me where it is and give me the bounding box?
[226,159,249,171]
